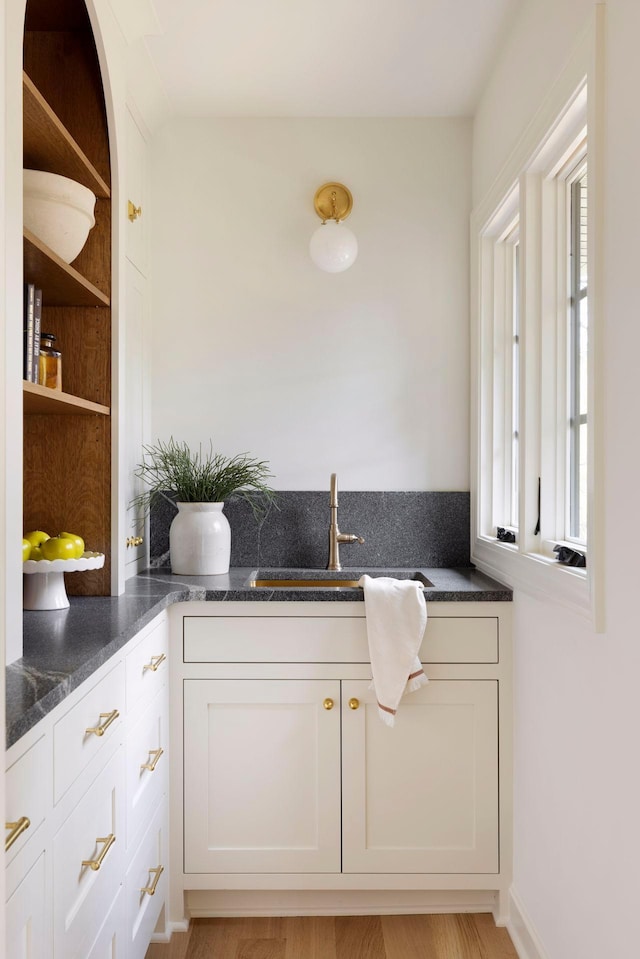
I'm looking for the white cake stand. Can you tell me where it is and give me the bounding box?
[23,552,105,610]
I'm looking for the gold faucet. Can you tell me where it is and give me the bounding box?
[328,473,364,571]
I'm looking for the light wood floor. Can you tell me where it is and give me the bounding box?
[146,914,519,959]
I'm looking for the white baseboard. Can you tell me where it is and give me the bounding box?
[507,889,550,959]
[185,889,498,918]
[151,918,191,943]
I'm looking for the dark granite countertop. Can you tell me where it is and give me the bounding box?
[7,566,511,749]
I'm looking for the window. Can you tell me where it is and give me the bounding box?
[568,165,588,543]
[471,52,603,625]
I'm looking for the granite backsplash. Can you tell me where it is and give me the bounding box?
[150,491,471,570]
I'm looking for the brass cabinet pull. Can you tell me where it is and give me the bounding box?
[85,709,120,737]
[5,816,31,852]
[323,698,334,710]
[127,199,142,221]
[141,864,164,896]
[141,747,164,772]
[82,833,115,871]
[143,653,166,673]
[348,698,360,710]
[126,536,144,548]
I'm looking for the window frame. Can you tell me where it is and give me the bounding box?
[469,8,605,629]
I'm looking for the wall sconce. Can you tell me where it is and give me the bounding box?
[309,182,358,273]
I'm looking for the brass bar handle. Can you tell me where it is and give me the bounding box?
[348,698,360,710]
[141,747,164,772]
[82,833,115,871]
[128,199,142,221]
[5,816,31,851]
[143,653,166,673]
[86,709,120,737]
[141,864,164,896]
[323,698,334,710]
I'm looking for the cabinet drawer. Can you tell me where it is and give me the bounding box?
[5,735,49,862]
[54,662,125,802]
[125,801,166,959]
[126,616,168,718]
[87,886,124,959]
[183,615,498,664]
[125,689,167,851]
[6,852,46,959]
[53,748,125,959]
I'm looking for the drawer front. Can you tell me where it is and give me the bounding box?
[125,689,167,851]
[53,748,125,959]
[125,801,167,959]
[5,735,49,862]
[86,886,125,959]
[54,662,125,803]
[126,617,169,719]
[6,852,46,959]
[183,615,498,664]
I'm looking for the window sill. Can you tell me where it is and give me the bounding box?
[472,536,594,625]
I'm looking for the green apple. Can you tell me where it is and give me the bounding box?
[22,538,31,561]
[58,531,85,558]
[41,536,77,561]
[30,546,44,561]
[25,530,50,549]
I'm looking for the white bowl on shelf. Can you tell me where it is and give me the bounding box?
[23,169,96,264]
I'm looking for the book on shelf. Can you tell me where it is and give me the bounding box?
[23,282,35,382]
[33,288,42,384]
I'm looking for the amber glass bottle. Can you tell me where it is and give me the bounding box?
[38,333,62,390]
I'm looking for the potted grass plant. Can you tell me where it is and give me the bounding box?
[133,438,276,574]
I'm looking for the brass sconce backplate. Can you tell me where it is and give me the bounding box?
[313,182,353,222]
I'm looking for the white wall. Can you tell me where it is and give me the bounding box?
[150,118,471,490]
[473,2,640,957]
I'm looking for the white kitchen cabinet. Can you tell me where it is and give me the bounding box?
[183,676,498,878]
[5,853,47,959]
[53,750,125,959]
[172,601,512,922]
[124,801,167,959]
[341,679,499,874]
[125,107,149,277]
[184,679,341,873]
[123,260,149,577]
[4,612,170,959]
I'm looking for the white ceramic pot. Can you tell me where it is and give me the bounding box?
[169,502,231,575]
[23,169,96,263]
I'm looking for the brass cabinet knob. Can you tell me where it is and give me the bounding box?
[349,698,360,710]
[323,698,334,710]
[126,536,144,548]
[128,199,142,221]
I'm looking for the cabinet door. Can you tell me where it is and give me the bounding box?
[125,107,148,275]
[6,853,47,959]
[184,679,341,873]
[124,260,147,576]
[342,680,499,874]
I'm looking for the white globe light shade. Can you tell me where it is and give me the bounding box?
[309,220,358,273]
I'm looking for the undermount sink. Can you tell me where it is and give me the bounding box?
[248,569,434,589]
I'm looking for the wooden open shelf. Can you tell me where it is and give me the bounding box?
[23,381,110,416]
[24,229,110,307]
[23,72,110,198]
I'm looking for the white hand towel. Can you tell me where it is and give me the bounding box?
[358,575,428,726]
